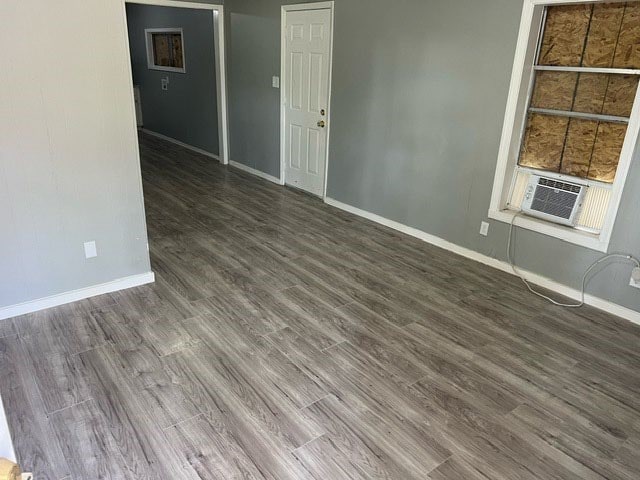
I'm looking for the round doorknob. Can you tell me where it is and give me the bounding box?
[317,120,326,128]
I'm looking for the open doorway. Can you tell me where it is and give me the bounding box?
[122,0,231,296]
[124,0,229,164]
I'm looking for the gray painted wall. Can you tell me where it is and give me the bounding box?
[127,4,219,155]
[227,7,280,176]
[225,0,640,313]
[1,0,151,309]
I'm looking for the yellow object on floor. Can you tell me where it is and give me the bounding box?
[0,458,20,480]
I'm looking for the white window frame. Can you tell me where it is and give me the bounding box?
[489,0,640,253]
[145,27,186,73]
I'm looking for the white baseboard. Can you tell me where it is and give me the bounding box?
[229,160,283,185]
[140,129,220,161]
[324,197,640,326]
[0,272,155,321]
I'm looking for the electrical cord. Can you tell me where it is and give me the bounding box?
[507,212,640,308]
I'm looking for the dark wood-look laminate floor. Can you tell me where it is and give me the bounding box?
[2,132,640,479]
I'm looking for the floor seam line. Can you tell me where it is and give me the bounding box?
[46,398,94,418]
[425,453,454,475]
[290,433,327,453]
[162,413,203,431]
[298,394,331,411]
[321,340,349,353]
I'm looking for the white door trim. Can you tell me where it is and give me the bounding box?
[123,0,230,164]
[280,1,335,196]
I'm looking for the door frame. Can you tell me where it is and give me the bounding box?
[280,1,335,198]
[123,0,230,164]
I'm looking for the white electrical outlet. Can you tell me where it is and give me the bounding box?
[272,76,280,88]
[84,241,98,259]
[479,221,490,237]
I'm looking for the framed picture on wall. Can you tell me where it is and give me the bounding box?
[145,28,186,73]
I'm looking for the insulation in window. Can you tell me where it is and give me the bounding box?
[539,4,592,66]
[519,114,568,172]
[171,34,184,69]
[531,72,638,117]
[582,3,626,67]
[153,34,171,67]
[603,75,639,116]
[560,119,598,178]
[573,73,611,114]
[152,33,183,69]
[531,71,578,110]
[589,123,627,182]
[541,2,640,69]
[519,116,628,183]
[613,2,640,69]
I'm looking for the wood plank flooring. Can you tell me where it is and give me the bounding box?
[2,131,640,479]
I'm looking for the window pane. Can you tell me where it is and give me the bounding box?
[171,34,184,69]
[539,4,592,66]
[602,75,638,116]
[560,119,597,177]
[531,72,638,117]
[531,71,578,111]
[575,73,638,116]
[151,32,183,69]
[613,2,640,69]
[583,3,626,68]
[540,2,640,69]
[153,34,171,67]
[519,114,627,183]
[573,73,611,114]
[519,113,568,172]
[589,123,627,182]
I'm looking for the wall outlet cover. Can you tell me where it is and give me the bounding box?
[84,241,98,259]
[272,76,280,88]
[480,221,490,237]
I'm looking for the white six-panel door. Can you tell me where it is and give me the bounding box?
[283,7,332,196]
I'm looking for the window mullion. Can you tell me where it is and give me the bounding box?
[533,65,640,75]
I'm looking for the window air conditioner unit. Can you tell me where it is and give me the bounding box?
[521,175,586,227]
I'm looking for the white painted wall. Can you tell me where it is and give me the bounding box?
[0,0,152,310]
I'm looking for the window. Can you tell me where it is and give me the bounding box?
[490,0,640,252]
[145,28,186,73]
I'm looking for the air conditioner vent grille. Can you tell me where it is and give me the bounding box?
[531,186,577,219]
[538,178,582,193]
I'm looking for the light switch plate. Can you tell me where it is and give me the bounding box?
[479,221,490,237]
[84,241,98,259]
[272,76,280,88]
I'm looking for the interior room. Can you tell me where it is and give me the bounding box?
[126,2,222,160]
[2,0,640,478]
